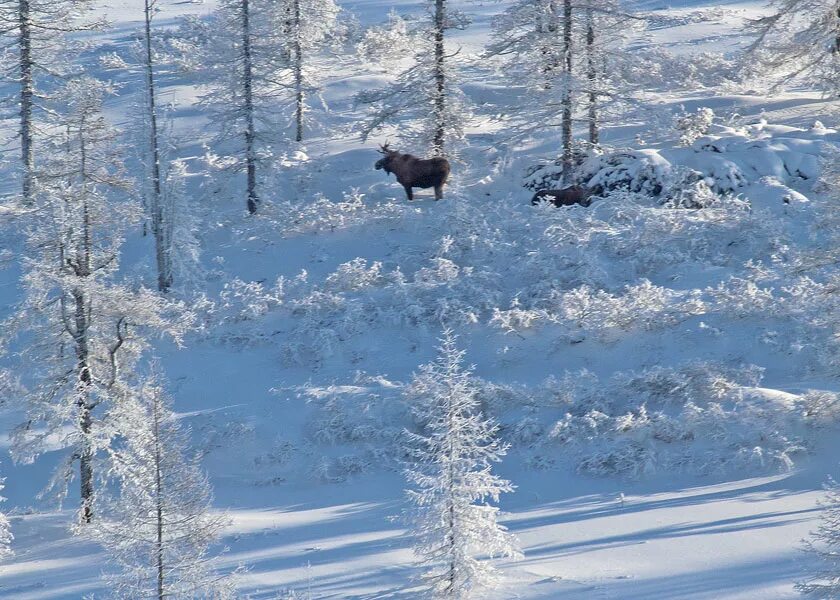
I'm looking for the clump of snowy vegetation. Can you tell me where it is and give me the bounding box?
[675,106,716,146]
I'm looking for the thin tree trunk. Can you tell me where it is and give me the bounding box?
[835,7,840,53]
[143,0,172,292]
[153,397,165,600]
[561,0,573,182]
[76,117,95,524]
[293,0,304,142]
[540,0,558,90]
[241,0,259,214]
[586,6,598,147]
[78,394,94,523]
[446,389,457,597]
[18,0,34,203]
[432,0,446,157]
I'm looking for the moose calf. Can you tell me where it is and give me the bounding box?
[375,143,451,201]
[531,186,593,208]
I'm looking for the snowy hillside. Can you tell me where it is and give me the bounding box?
[3,0,840,598]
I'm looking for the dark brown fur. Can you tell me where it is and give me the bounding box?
[531,186,593,207]
[375,143,451,201]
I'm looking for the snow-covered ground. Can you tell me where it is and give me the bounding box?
[3,0,840,598]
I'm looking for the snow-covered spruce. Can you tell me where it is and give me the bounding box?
[138,0,175,292]
[185,0,281,213]
[4,79,191,522]
[404,330,521,598]
[87,378,233,599]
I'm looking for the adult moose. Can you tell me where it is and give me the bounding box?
[374,143,451,201]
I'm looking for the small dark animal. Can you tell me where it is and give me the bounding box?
[375,143,451,201]
[531,186,593,207]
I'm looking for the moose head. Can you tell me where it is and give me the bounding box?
[374,142,397,175]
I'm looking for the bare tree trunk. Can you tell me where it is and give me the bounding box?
[241,0,259,214]
[77,118,95,523]
[561,0,573,182]
[76,299,93,524]
[586,6,599,147]
[292,0,304,142]
[142,0,172,292]
[153,397,165,600]
[540,0,558,90]
[835,7,840,53]
[18,0,34,203]
[445,384,456,597]
[432,0,446,157]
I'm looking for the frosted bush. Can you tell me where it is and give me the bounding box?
[707,277,777,318]
[800,391,840,427]
[219,278,285,322]
[662,166,721,208]
[248,189,415,239]
[356,11,414,67]
[490,303,547,333]
[554,280,705,338]
[535,362,813,477]
[324,258,389,292]
[674,106,715,146]
[577,149,673,196]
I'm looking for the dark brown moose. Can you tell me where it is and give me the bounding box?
[531,186,593,208]
[375,143,451,201]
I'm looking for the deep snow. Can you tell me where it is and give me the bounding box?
[2,0,840,598]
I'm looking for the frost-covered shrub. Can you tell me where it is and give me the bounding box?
[490,302,547,333]
[251,189,416,239]
[577,149,673,196]
[553,280,705,338]
[523,143,597,191]
[707,277,777,318]
[661,166,721,208]
[356,10,414,68]
[492,278,705,338]
[218,278,286,323]
[534,362,814,477]
[674,106,715,146]
[301,374,408,480]
[324,258,389,292]
[800,391,840,428]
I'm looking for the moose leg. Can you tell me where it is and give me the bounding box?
[434,185,443,201]
[403,185,414,201]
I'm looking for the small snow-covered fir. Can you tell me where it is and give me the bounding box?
[404,330,521,598]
